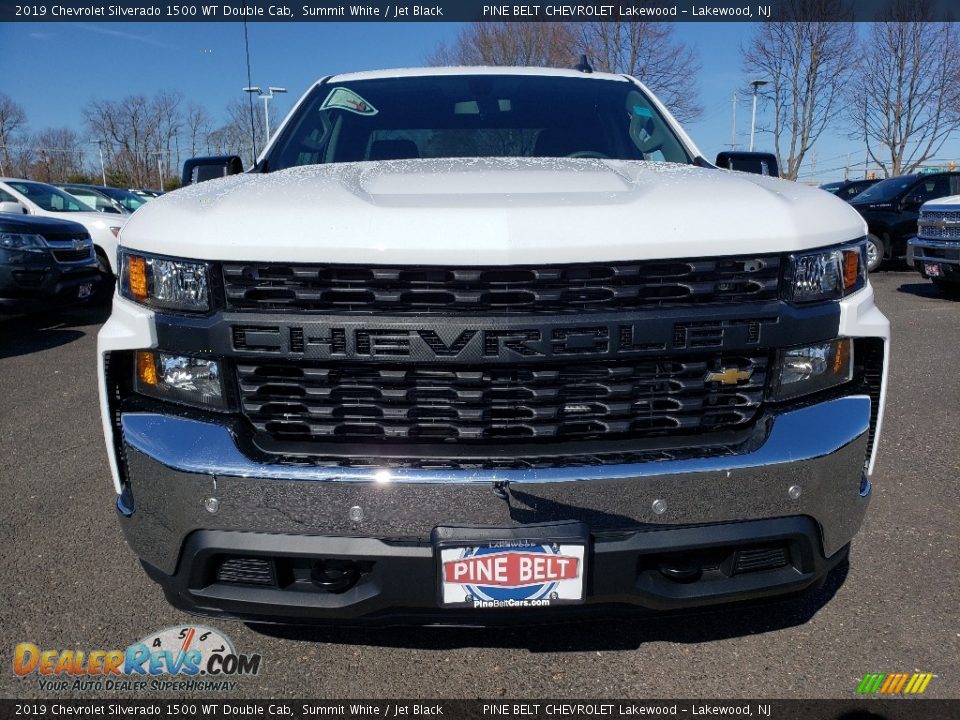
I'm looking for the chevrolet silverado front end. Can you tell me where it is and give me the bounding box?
[98,68,889,624]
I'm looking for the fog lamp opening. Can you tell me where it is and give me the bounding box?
[769,338,854,402]
[133,351,226,410]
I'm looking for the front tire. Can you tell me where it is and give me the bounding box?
[94,249,115,303]
[865,234,884,272]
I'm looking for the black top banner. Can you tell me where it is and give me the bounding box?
[0,0,957,23]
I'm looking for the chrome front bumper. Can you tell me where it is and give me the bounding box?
[907,237,960,267]
[118,395,872,576]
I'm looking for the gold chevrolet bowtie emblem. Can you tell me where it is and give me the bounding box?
[704,367,754,385]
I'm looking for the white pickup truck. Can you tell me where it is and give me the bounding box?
[908,194,960,294]
[98,67,889,624]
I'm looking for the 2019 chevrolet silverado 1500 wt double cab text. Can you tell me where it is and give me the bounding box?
[97,67,889,624]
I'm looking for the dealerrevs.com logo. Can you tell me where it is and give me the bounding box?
[13,625,262,692]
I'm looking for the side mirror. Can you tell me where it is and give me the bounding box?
[901,196,923,211]
[181,155,244,186]
[715,151,780,178]
[0,201,27,214]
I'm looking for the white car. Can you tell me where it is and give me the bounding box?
[0,178,123,278]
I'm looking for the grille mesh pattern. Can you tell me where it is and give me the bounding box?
[920,210,960,222]
[237,354,768,445]
[919,210,960,240]
[918,225,960,240]
[52,248,93,263]
[223,257,781,315]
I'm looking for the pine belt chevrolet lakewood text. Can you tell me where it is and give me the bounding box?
[97,67,889,624]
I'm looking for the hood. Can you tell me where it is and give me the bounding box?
[121,158,868,265]
[36,211,124,237]
[922,195,960,210]
[0,213,88,236]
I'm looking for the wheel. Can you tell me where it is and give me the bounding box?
[932,279,960,298]
[94,249,115,303]
[865,234,884,272]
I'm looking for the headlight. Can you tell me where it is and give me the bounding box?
[135,351,226,409]
[768,339,854,401]
[120,251,210,312]
[0,233,47,253]
[784,241,866,302]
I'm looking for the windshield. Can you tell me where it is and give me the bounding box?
[100,187,147,212]
[7,181,94,212]
[59,186,123,214]
[266,75,692,171]
[854,175,917,204]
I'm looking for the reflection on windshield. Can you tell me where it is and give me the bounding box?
[267,74,692,171]
[9,181,93,212]
[855,176,916,203]
[102,187,147,212]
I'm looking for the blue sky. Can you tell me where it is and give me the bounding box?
[2,21,957,183]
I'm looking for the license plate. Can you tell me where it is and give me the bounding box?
[435,524,588,609]
[78,283,93,299]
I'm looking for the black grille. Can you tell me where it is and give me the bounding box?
[223,257,781,315]
[272,443,742,470]
[41,231,88,242]
[237,353,768,446]
[216,557,276,586]
[12,271,46,288]
[52,248,93,263]
[733,546,788,574]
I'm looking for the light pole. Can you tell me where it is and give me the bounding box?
[148,150,167,192]
[729,93,737,150]
[748,79,769,152]
[91,139,107,185]
[243,85,287,142]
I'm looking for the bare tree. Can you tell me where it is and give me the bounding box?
[0,94,28,175]
[185,103,211,158]
[851,0,960,176]
[426,21,702,125]
[84,94,152,186]
[6,133,35,178]
[207,98,266,167]
[578,22,703,123]
[83,92,184,186]
[153,90,183,180]
[742,0,856,180]
[30,127,84,183]
[427,22,576,67]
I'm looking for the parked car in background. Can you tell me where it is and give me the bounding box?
[907,195,960,296]
[0,178,124,281]
[850,172,960,271]
[55,184,125,215]
[58,184,148,215]
[819,179,880,203]
[129,188,164,199]
[0,213,101,313]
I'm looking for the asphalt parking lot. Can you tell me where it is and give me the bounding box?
[1,270,957,700]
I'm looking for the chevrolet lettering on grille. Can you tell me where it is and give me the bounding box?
[230,318,778,362]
